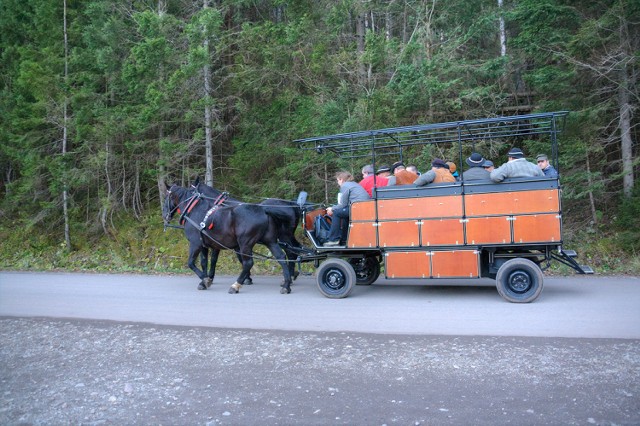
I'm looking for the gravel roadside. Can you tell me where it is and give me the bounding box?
[1,317,639,425]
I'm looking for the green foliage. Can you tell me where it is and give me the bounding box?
[0,0,638,274]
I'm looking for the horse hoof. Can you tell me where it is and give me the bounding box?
[280,287,291,294]
[205,278,213,288]
[228,282,242,294]
[243,278,253,285]
[198,283,207,290]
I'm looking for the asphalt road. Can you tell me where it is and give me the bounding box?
[1,272,639,338]
[1,272,639,425]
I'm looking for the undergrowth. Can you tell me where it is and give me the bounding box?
[0,212,638,276]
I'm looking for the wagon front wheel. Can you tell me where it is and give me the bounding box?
[495,258,544,303]
[316,258,356,299]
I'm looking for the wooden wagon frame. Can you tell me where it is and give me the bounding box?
[293,111,593,302]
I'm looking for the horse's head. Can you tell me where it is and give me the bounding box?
[162,183,184,223]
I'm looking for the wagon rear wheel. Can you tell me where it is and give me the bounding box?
[349,257,381,286]
[495,258,544,303]
[316,258,356,299]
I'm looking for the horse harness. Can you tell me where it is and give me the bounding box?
[175,190,229,236]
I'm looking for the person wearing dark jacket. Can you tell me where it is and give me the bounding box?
[462,152,491,181]
[536,154,558,178]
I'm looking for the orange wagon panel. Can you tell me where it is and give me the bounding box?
[512,190,560,214]
[421,218,464,246]
[378,221,420,248]
[377,196,462,220]
[385,251,431,278]
[347,222,377,248]
[465,190,559,216]
[513,214,561,243]
[466,216,511,244]
[431,250,479,278]
[350,200,376,222]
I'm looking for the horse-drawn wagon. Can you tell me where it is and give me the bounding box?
[294,111,593,302]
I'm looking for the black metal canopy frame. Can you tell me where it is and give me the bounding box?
[295,111,569,170]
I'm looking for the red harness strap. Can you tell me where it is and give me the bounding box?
[178,196,200,226]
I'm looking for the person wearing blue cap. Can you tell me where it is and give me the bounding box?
[490,147,543,182]
[482,159,495,173]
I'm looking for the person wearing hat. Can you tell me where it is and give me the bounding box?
[359,164,388,197]
[536,154,558,178]
[482,159,495,173]
[414,158,456,186]
[490,147,544,182]
[390,161,418,185]
[462,152,490,181]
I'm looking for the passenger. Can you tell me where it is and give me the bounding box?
[414,158,456,186]
[536,154,558,178]
[324,171,370,247]
[445,161,459,181]
[490,147,544,182]
[377,164,395,186]
[483,159,495,173]
[359,164,388,196]
[406,164,420,176]
[462,152,490,181]
[390,161,418,185]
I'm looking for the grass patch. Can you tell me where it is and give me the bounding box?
[1,213,637,276]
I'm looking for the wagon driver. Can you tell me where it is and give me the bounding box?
[325,171,370,247]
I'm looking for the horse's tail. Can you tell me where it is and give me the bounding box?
[262,201,302,248]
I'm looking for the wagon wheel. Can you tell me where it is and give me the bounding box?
[495,258,544,303]
[349,257,380,286]
[316,258,356,299]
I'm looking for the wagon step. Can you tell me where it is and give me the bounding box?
[579,265,594,274]
[550,249,594,275]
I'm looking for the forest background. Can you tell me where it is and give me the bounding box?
[0,0,638,275]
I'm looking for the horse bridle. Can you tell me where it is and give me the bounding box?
[163,188,198,230]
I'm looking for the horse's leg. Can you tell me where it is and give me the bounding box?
[228,248,254,294]
[267,242,292,294]
[206,248,220,288]
[236,252,253,285]
[200,247,212,289]
[187,244,208,290]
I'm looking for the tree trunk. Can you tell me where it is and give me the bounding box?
[498,0,507,57]
[62,0,71,251]
[618,17,634,198]
[156,0,167,212]
[356,12,367,85]
[586,153,598,225]
[203,0,214,187]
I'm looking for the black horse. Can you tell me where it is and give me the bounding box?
[163,183,293,294]
[193,182,302,284]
